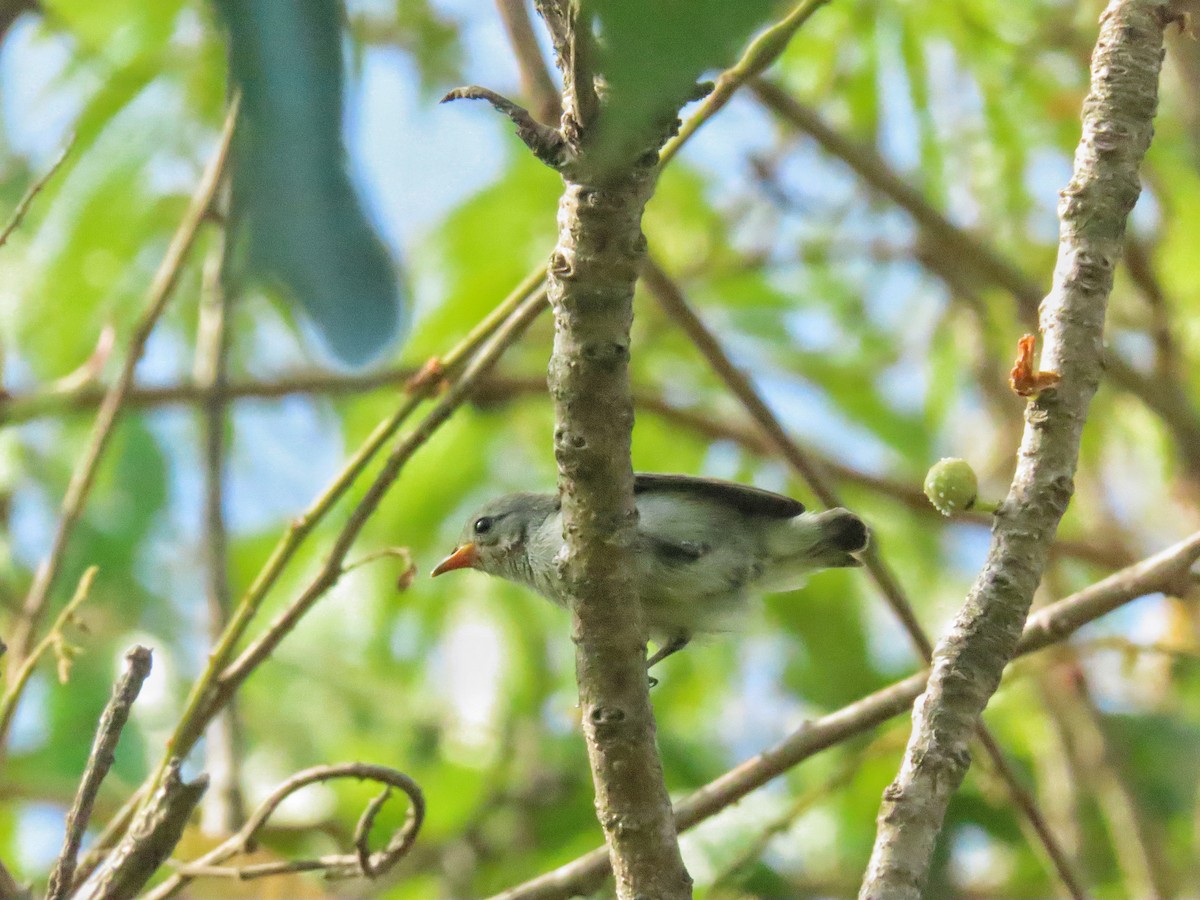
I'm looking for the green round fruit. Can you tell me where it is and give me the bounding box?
[924,458,979,517]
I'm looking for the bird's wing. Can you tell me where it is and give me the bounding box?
[633,473,804,518]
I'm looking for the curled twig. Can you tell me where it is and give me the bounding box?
[441,85,569,168]
[143,763,424,900]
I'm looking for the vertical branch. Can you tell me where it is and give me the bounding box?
[193,205,245,835]
[496,0,561,124]
[4,102,238,681]
[548,167,691,899]
[859,2,1169,897]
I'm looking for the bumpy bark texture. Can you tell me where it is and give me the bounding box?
[445,4,693,897]
[860,2,1168,897]
[547,165,693,900]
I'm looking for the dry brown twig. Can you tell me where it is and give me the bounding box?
[142,762,424,900]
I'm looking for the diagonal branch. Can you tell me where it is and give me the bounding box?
[642,257,1087,898]
[750,75,1200,490]
[4,101,238,684]
[491,530,1200,900]
[45,646,152,900]
[860,3,1169,896]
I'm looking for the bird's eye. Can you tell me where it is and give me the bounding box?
[473,517,494,535]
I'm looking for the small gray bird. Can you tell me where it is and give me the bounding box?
[432,473,869,669]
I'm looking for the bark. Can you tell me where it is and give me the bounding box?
[548,164,692,900]
[447,4,693,895]
[860,2,1169,897]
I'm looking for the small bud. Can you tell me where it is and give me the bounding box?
[924,458,979,517]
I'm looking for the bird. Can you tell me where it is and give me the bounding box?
[431,473,869,670]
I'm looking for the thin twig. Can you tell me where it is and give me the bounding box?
[489,529,1200,900]
[1041,659,1172,899]
[84,274,548,873]
[642,256,1088,898]
[142,763,423,900]
[658,0,832,170]
[45,646,152,900]
[0,566,98,751]
[495,0,560,123]
[4,101,238,685]
[861,4,1168,894]
[194,195,245,835]
[0,133,74,250]
[1,368,1131,569]
[750,74,1200,489]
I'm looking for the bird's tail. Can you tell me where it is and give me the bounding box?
[758,508,870,593]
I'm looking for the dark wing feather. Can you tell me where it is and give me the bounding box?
[633,473,804,518]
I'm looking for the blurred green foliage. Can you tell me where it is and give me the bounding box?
[1,1,1199,898]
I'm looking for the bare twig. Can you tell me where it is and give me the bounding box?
[5,101,238,683]
[490,530,1200,900]
[1,368,1130,569]
[750,75,1200,488]
[82,276,548,872]
[658,0,832,170]
[45,646,152,900]
[142,763,423,900]
[642,257,1087,898]
[0,133,74,250]
[495,0,560,123]
[860,4,1168,895]
[71,759,208,900]
[1041,660,1172,899]
[194,201,245,836]
[0,566,98,751]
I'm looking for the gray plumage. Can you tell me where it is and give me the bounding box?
[433,474,869,662]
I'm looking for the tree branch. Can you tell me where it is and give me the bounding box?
[141,763,423,900]
[1,368,1132,570]
[4,100,238,683]
[860,3,1168,896]
[642,257,1087,898]
[193,201,245,836]
[45,646,152,900]
[490,529,1200,900]
[71,759,208,900]
[495,0,561,124]
[0,132,73,250]
[750,75,1200,491]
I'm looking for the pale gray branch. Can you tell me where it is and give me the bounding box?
[490,529,1200,900]
[860,3,1170,896]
